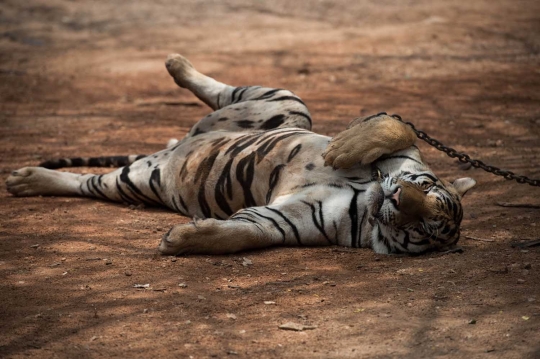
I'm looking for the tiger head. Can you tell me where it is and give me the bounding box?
[366,171,476,254]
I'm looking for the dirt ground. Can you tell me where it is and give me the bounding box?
[1,1,539,358]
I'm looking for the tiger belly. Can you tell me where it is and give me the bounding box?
[163,128,336,219]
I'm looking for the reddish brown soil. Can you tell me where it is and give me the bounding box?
[1,1,539,358]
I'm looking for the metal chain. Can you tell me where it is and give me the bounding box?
[390,114,540,187]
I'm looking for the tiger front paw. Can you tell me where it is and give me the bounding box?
[322,113,416,169]
[158,218,223,255]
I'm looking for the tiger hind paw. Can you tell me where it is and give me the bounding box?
[165,54,196,88]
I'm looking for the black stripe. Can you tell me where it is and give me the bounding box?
[235,87,248,103]
[231,87,241,103]
[241,209,286,242]
[230,216,265,232]
[266,164,285,204]
[170,195,181,213]
[255,131,309,164]
[179,151,193,181]
[358,210,367,248]
[119,166,161,205]
[260,114,285,130]
[215,158,235,216]
[178,195,188,212]
[255,88,281,100]
[268,96,306,107]
[89,175,108,200]
[302,201,332,244]
[171,195,189,217]
[192,127,205,137]
[287,144,302,162]
[194,150,220,218]
[225,133,262,157]
[235,152,257,208]
[84,177,98,197]
[231,86,246,103]
[115,177,136,204]
[349,190,361,248]
[265,207,302,245]
[236,120,254,129]
[289,110,312,127]
[402,231,410,249]
[148,168,163,203]
[410,172,438,182]
[317,200,333,244]
[254,128,305,145]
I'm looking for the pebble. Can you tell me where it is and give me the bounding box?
[458,162,472,171]
[178,283,187,288]
[517,279,525,284]
[242,257,253,266]
[125,271,132,276]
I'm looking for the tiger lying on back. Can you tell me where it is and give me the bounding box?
[5,54,476,255]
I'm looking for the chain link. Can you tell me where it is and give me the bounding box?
[390,114,540,187]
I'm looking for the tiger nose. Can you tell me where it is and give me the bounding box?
[391,187,402,207]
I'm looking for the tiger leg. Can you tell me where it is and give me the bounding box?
[6,167,95,197]
[6,160,170,208]
[322,113,417,169]
[159,199,334,255]
[165,54,312,134]
[165,54,230,111]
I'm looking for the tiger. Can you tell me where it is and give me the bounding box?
[5,54,476,255]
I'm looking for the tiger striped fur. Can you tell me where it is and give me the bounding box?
[5,54,476,255]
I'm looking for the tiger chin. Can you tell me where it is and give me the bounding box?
[6,53,475,256]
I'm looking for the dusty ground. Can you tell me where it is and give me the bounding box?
[1,1,540,358]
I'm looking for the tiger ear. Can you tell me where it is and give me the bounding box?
[452,177,476,197]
